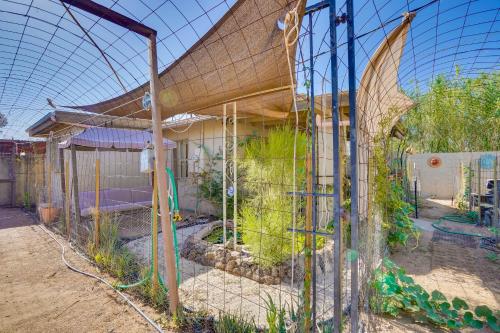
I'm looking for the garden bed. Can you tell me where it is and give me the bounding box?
[181,221,334,285]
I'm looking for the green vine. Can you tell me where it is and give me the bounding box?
[385,183,420,249]
[373,111,419,250]
[195,145,235,218]
[371,258,500,331]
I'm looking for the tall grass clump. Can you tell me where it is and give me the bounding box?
[87,212,138,281]
[214,311,257,333]
[240,125,307,267]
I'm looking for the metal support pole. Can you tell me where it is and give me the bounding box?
[233,102,238,248]
[149,34,179,313]
[304,153,313,332]
[329,0,343,332]
[414,178,418,219]
[478,159,481,224]
[223,104,227,245]
[468,161,473,211]
[494,157,498,242]
[308,12,318,330]
[346,0,359,331]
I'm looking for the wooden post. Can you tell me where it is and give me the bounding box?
[47,153,52,209]
[149,34,179,313]
[152,168,159,293]
[304,152,312,332]
[233,102,238,248]
[222,103,227,245]
[65,160,71,239]
[94,158,101,247]
[59,149,65,201]
[10,144,16,207]
[71,144,81,231]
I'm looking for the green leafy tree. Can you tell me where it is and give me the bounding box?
[404,71,500,152]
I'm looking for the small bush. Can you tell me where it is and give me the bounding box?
[239,125,307,267]
[241,196,305,267]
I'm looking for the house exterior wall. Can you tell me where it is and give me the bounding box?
[163,116,348,216]
[164,119,265,215]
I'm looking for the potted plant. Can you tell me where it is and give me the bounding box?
[38,203,61,225]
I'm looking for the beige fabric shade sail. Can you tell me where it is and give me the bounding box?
[356,13,417,225]
[70,0,305,121]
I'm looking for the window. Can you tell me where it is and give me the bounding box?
[174,140,189,179]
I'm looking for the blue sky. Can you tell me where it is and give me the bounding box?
[0,0,498,139]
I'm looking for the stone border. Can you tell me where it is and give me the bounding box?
[180,221,337,285]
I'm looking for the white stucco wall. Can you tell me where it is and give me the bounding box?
[407,151,500,199]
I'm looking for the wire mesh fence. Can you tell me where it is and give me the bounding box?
[0,0,499,332]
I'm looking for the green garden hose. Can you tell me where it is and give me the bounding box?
[431,213,485,238]
[118,167,180,290]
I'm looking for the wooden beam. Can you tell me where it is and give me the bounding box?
[149,34,179,313]
[70,144,82,230]
[65,160,71,240]
[152,169,159,294]
[94,158,100,248]
[60,0,156,37]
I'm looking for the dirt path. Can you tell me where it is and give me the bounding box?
[0,208,160,333]
[392,225,499,311]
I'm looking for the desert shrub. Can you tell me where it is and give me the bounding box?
[239,125,307,267]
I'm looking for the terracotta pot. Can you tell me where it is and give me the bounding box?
[38,204,61,225]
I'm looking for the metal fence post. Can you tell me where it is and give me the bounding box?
[308,11,318,330]
[328,0,343,331]
[346,0,359,331]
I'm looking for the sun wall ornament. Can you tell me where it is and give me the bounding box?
[427,156,442,168]
[0,112,7,128]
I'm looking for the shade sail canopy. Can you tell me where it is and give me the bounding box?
[356,13,416,224]
[68,0,304,121]
[58,127,176,150]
